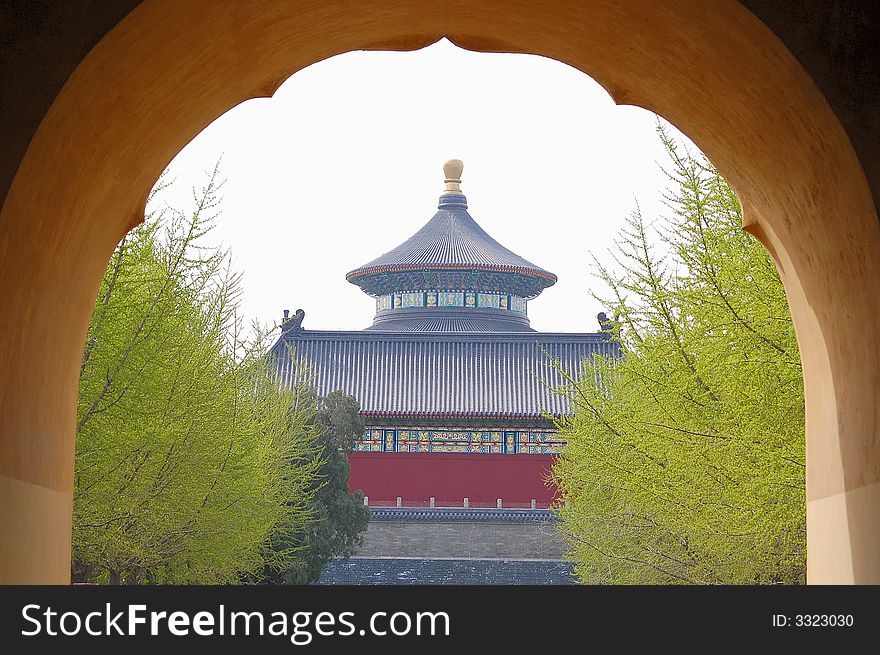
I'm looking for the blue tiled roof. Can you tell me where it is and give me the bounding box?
[346,193,557,297]
[271,329,619,418]
[369,508,557,522]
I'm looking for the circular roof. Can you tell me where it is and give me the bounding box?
[346,162,557,297]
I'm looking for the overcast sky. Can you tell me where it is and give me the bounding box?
[157,39,697,334]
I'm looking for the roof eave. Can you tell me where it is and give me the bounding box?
[346,264,558,286]
[358,411,562,420]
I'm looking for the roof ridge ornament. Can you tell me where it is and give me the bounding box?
[442,159,464,195]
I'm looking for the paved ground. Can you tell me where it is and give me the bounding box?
[316,557,576,585]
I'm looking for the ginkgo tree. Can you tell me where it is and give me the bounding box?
[553,126,805,584]
[73,165,319,584]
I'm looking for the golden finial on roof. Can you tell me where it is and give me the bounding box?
[442,159,464,194]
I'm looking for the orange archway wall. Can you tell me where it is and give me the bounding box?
[2,0,878,584]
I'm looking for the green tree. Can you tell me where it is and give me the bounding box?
[553,126,805,584]
[260,390,371,585]
[73,166,318,584]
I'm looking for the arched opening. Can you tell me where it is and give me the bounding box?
[2,0,878,584]
[153,40,742,585]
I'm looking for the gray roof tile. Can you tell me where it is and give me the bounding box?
[272,330,619,418]
[346,194,557,296]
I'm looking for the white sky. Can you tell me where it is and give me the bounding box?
[158,39,697,334]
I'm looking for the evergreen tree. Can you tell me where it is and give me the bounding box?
[260,390,371,585]
[553,126,805,584]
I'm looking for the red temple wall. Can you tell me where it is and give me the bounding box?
[347,452,559,508]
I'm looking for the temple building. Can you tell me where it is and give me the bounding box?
[271,160,619,510]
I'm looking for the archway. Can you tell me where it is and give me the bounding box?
[2,0,878,584]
